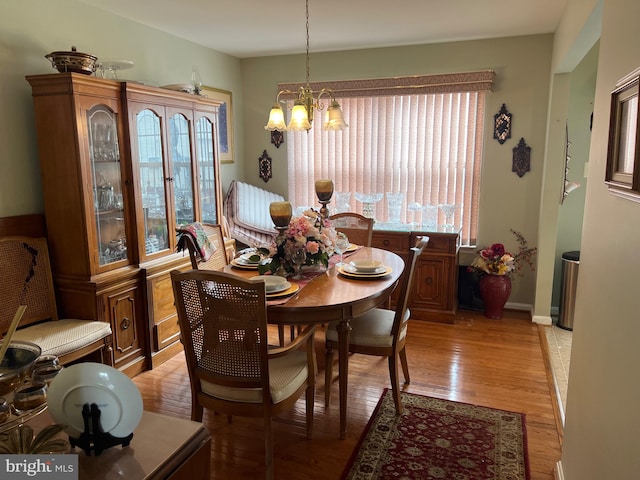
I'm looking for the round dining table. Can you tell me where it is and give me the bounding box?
[225,246,405,439]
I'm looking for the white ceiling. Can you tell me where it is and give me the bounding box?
[77,0,569,59]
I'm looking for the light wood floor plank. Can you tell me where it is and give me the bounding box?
[132,309,561,479]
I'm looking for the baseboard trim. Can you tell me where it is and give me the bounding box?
[532,314,553,325]
[554,460,565,480]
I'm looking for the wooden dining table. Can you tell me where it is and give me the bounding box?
[225,246,405,439]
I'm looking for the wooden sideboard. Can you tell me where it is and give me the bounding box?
[372,226,460,323]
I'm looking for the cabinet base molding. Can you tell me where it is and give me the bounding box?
[151,342,184,369]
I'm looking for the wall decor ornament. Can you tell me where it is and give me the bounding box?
[493,104,512,144]
[258,150,272,183]
[512,138,531,177]
[271,130,284,148]
[561,123,581,204]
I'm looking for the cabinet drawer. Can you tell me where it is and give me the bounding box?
[372,231,409,252]
[414,234,457,255]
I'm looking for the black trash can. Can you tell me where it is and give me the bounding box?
[558,251,580,330]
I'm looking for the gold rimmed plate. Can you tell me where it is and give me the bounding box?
[337,265,392,279]
[345,243,359,252]
[231,259,259,270]
[266,282,299,298]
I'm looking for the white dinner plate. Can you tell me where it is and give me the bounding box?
[238,253,262,265]
[230,259,259,270]
[337,265,392,279]
[250,275,289,293]
[342,263,388,275]
[345,243,359,252]
[47,362,143,439]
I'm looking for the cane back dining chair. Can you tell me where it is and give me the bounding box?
[0,236,113,365]
[170,269,317,480]
[177,223,229,271]
[328,212,374,247]
[325,236,429,414]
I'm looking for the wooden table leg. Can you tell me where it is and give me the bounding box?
[336,319,352,439]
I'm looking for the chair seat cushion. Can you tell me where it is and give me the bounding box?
[200,350,310,404]
[326,308,410,348]
[12,319,112,357]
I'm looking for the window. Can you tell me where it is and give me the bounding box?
[283,71,493,246]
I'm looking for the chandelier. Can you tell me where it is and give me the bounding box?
[264,0,347,132]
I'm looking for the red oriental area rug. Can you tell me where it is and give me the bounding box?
[341,389,530,480]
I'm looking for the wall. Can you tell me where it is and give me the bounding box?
[241,35,554,306]
[552,42,598,309]
[0,0,243,218]
[559,0,640,477]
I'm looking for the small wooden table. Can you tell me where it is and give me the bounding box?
[30,410,211,480]
[226,247,405,439]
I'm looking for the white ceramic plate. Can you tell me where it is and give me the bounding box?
[266,282,299,298]
[342,263,388,275]
[250,275,289,293]
[239,253,262,265]
[230,259,258,270]
[349,259,383,272]
[162,83,195,94]
[47,362,143,439]
[337,265,392,279]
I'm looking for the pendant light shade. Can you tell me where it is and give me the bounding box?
[265,105,287,131]
[263,0,347,133]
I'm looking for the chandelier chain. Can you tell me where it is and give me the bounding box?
[305,0,310,86]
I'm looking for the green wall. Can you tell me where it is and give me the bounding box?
[241,35,554,305]
[0,0,243,217]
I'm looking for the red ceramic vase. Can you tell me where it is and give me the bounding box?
[478,274,512,319]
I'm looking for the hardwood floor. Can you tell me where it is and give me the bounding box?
[133,309,561,479]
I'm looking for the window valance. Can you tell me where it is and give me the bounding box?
[278,70,494,99]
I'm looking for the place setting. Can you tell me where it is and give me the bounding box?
[250,275,300,299]
[337,259,392,279]
[230,250,264,270]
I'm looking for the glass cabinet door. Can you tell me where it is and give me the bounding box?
[87,105,128,267]
[168,113,195,226]
[136,109,169,255]
[195,116,218,224]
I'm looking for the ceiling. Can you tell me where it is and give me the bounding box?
[77,0,569,59]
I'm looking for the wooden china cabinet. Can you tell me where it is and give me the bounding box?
[26,73,224,375]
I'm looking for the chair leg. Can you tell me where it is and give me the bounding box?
[305,383,314,439]
[324,344,334,405]
[399,345,410,384]
[388,354,404,415]
[278,325,286,346]
[191,402,204,422]
[264,416,274,480]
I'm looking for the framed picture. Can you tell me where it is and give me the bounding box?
[202,87,234,163]
[605,67,640,201]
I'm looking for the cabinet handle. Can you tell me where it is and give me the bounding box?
[383,240,390,246]
[120,317,131,330]
[165,177,174,182]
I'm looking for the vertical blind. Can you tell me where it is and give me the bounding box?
[284,71,492,246]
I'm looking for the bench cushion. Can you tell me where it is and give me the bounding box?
[12,319,112,358]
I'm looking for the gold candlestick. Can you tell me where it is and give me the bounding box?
[315,179,334,218]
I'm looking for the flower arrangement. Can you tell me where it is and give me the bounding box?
[258,209,336,276]
[469,229,537,278]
